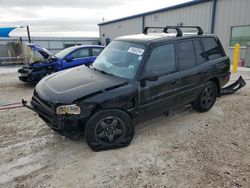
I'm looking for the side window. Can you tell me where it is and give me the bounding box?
[71,48,90,59]
[146,43,176,76]
[92,48,103,56]
[176,41,196,70]
[193,40,206,64]
[201,37,223,60]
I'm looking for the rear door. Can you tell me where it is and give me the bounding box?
[175,40,204,105]
[200,37,230,87]
[138,43,182,117]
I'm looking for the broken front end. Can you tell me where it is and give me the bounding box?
[18,63,56,83]
[22,94,84,139]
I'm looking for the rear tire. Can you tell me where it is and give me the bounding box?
[84,109,134,151]
[192,81,217,112]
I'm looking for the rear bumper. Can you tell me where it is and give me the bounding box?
[23,97,83,133]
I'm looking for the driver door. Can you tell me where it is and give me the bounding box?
[137,43,182,118]
[62,48,92,69]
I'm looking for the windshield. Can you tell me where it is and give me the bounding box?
[92,41,145,80]
[55,47,76,59]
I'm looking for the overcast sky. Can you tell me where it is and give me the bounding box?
[0,0,191,37]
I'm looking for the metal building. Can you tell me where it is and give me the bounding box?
[0,36,100,65]
[98,0,250,61]
[0,36,100,56]
[0,36,100,64]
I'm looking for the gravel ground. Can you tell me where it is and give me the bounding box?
[0,70,249,188]
[0,66,22,75]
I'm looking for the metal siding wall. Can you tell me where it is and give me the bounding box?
[214,0,250,59]
[49,41,64,50]
[0,45,9,57]
[144,1,212,33]
[99,0,250,61]
[99,17,142,45]
[34,41,50,49]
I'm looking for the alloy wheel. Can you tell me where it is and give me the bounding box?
[95,116,125,143]
[201,87,215,108]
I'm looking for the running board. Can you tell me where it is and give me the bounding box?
[221,76,246,95]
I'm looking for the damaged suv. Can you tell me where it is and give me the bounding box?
[18,43,104,83]
[24,26,231,151]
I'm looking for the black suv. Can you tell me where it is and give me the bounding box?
[24,26,231,151]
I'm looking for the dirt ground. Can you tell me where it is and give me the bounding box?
[0,69,249,188]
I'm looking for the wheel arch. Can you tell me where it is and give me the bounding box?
[208,77,221,97]
[90,105,134,122]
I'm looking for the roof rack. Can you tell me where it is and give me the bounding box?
[143,27,166,34]
[176,26,203,35]
[143,26,182,37]
[143,25,203,36]
[163,26,182,37]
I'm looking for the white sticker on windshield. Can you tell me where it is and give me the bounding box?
[128,47,144,55]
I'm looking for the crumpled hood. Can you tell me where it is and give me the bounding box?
[26,43,55,59]
[35,66,128,104]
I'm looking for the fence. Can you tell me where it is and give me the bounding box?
[0,57,27,66]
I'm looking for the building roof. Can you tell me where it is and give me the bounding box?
[98,0,211,26]
[0,36,99,41]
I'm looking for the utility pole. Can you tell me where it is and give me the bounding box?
[19,37,23,44]
[26,26,31,43]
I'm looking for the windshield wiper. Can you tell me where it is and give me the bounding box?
[89,65,98,71]
[89,65,114,76]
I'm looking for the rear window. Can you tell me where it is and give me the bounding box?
[194,40,206,64]
[176,41,196,71]
[201,37,224,60]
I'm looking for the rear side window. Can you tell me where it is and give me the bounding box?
[146,43,176,76]
[176,41,196,70]
[92,48,103,56]
[194,40,206,64]
[201,37,223,60]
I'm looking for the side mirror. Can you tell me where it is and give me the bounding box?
[64,55,73,62]
[140,71,159,86]
[141,71,159,81]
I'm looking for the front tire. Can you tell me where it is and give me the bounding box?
[84,109,134,151]
[192,81,217,112]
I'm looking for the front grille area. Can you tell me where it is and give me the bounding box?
[31,91,55,118]
[33,90,52,109]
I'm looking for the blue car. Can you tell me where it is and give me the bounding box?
[18,43,104,83]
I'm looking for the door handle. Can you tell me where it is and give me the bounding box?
[200,70,209,75]
[170,79,180,85]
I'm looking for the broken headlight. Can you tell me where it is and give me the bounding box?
[56,104,81,115]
